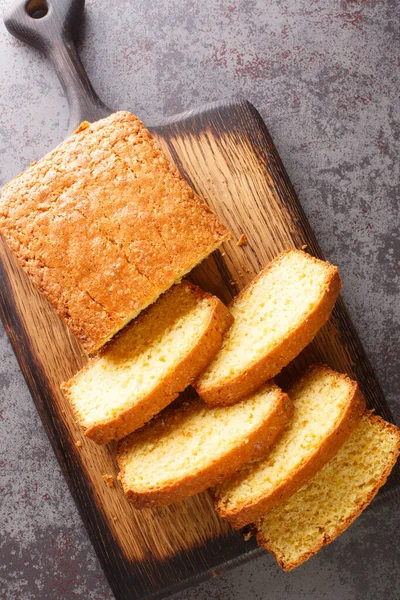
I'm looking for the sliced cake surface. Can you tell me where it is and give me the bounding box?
[213,365,365,528]
[256,412,400,570]
[61,282,233,444]
[117,383,294,508]
[0,112,230,353]
[195,249,341,406]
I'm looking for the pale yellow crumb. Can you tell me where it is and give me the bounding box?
[213,365,364,528]
[62,282,232,444]
[256,413,400,570]
[116,382,291,508]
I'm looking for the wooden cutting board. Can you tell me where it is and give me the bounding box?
[1,2,399,600]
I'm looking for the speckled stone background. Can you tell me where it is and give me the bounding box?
[0,0,399,599]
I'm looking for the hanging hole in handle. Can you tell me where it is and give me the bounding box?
[26,0,49,19]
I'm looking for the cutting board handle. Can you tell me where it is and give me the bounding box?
[4,0,112,133]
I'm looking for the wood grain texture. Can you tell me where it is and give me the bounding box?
[0,99,399,600]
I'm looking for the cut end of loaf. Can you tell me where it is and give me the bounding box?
[213,364,365,528]
[255,411,400,570]
[87,238,229,354]
[195,249,342,406]
[116,383,293,508]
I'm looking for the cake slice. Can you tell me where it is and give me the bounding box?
[195,250,341,406]
[213,365,365,528]
[61,282,233,444]
[256,412,400,570]
[0,112,230,353]
[117,383,294,508]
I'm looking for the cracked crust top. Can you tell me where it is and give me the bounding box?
[0,112,230,353]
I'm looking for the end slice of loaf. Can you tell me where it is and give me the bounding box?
[213,365,365,528]
[255,412,400,571]
[61,282,233,444]
[117,383,294,508]
[195,249,341,406]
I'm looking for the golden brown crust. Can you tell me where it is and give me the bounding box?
[255,411,400,571]
[195,250,342,406]
[0,112,230,353]
[117,390,294,508]
[61,282,234,444]
[215,365,366,528]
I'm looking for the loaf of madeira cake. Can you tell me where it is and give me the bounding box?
[0,112,230,353]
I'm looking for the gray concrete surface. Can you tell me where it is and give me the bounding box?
[0,0,399,598]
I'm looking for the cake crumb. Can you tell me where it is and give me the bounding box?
[113,516,118,522]
[75,440,83,448]
[75,121,90,133]
[103,473,114,488]
[243,531,253,541]
[237,234,248,246]
[301,244,308,250]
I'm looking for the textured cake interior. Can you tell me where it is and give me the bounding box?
[215,366,356,512]
[197,251,333,388]
[118,383,285,492]
[257,413,400,570]
[65,284,219,428]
